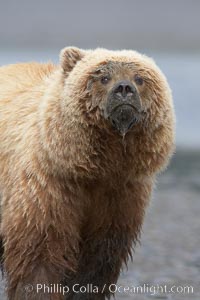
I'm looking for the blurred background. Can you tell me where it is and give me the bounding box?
[0,0,199,299]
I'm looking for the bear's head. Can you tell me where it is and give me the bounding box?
[60,47,175,138]
[50,47,177,176]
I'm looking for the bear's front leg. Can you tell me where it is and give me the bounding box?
[10,265,65,300]
[1,173,82,300]
[64,230,132,300]
[64,177,152,300]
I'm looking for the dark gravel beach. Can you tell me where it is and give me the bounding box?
[0,151,200,299]
[117,151,200,299]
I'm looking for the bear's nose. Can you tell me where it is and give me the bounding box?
[114,80,136,98]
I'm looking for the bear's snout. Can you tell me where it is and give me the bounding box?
[113,80,136,99]
[105,80,142,135]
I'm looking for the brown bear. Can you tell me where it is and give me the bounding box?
[0,47,175,300]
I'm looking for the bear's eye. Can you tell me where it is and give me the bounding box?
[134,75,144,86]
[101,76,111,85]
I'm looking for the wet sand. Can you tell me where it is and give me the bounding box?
[0,151,200,299]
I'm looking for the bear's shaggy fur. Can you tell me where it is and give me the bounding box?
[0,47,175,300]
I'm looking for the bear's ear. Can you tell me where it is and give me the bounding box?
[60,47,85,73]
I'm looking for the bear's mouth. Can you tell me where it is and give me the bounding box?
[108,104,140,135]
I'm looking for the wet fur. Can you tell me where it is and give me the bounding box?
[0,48,175,299]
